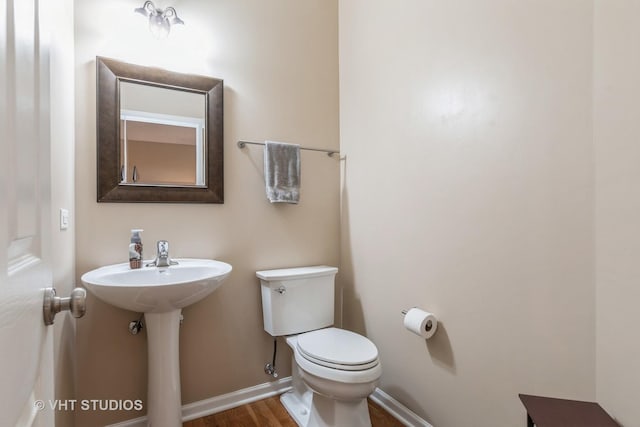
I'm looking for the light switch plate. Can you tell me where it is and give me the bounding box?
[59,208,69,230]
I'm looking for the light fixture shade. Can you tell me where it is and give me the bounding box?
[134,1,155,17]
[163,7,184,26]
[148,14,171,38]
[134,1,184,39]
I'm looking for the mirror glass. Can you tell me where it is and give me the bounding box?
[97,57,224,203]
[119,82,206,187]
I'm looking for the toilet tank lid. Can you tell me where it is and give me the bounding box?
[256,265,338,281]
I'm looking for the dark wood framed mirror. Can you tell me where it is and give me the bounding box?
[96,57,223,203]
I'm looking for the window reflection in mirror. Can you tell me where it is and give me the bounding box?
[119,81,206,187]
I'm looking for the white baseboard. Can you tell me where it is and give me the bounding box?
[370,388,434,427]
[106,378,433,427]
[182,376,293,421]
[106,377,292,427]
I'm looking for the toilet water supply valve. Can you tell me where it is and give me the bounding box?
[265,338,278,378]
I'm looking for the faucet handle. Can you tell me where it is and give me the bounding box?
[157,240,169,257]
[146,240,178,267]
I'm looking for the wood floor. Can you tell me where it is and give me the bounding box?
[183,395,403,427]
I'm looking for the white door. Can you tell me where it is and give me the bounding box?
[0,0,55,425]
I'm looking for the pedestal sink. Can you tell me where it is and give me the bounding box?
[81,259,232,427]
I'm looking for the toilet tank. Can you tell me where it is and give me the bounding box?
[257,265,338,336]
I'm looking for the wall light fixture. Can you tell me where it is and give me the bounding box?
[135,1,184,39]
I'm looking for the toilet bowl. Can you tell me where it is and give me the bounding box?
[256,266,383,427]
[281,329,382,427]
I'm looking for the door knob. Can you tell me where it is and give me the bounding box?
[43,287,87,326]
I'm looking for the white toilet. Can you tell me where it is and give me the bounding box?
[257,266,382,427]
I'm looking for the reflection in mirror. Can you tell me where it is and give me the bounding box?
[119,82,206,186]
[96,57,223,203]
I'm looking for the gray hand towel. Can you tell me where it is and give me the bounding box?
[264,141,301,204]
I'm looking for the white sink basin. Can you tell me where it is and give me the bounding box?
[81,258,232,313]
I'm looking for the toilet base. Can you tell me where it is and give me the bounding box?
[280,357,373,427]
[281,388,372,427]
[281,388,312,427]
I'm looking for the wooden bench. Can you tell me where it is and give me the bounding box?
[518,394,619,427]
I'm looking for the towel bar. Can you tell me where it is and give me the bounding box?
[237,140,338,157]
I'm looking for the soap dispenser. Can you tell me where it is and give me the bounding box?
[129,229,144,269]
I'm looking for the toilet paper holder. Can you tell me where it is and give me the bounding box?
[402,308,435,333]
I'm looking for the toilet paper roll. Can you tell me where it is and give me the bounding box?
[403,308,437,339]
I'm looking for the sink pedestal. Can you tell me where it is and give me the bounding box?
[145,309,182,427]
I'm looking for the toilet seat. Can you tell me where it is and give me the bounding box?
[296,328,379,371]
[290,332,382,385]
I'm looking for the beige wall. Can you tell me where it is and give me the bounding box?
[50,0,76,426]
[594,1,640,425]
[74,0,339,425]
[127,140,196,185]
[339,1,595,426]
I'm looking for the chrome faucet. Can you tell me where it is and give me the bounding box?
[146,240,178,267]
